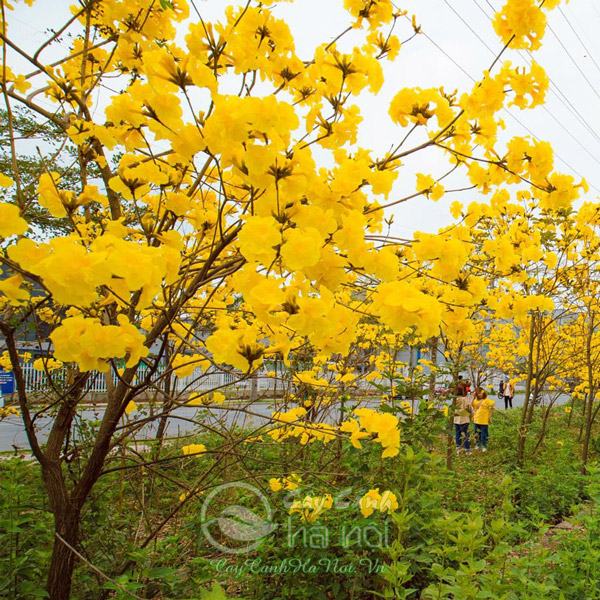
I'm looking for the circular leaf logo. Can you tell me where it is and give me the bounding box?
[200,482,275,554]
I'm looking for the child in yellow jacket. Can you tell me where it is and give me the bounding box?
[472,387,495,451]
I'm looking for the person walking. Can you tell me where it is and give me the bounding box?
[503,379,514,409]
[453,382,472,453]
[472,387,495,451]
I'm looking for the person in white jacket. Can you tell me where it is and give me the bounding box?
[453,382,472,453]
[503,379,514,409]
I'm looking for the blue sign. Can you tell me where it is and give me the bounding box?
[0,369,15,395]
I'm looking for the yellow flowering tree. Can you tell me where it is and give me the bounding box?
[0,0,586,596]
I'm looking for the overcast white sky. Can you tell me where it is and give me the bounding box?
[7,0,600,237]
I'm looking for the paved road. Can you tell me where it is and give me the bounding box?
[0,393,568,452]
[0,403,276,452]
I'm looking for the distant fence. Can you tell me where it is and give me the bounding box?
[19,362,285,396]
[18,362,379,397]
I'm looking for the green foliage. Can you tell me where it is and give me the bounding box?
[0,107,101,236]
[0,406,599,599]
[0,458,52,598]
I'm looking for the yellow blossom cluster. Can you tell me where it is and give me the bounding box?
[289,494,334,523]
[341,408,400,458]
[49,314,148,372]
[269,474,302,492]
[359,488,399,517]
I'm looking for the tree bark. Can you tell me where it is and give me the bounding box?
[42,456,81,600]
[428,337,438,402]
[517,314,536,467]
[47,508,81,600]
[581,313,596,472]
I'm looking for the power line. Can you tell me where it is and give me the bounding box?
[591,0,600,23]
[442,0,495,57]
[546,22,600,105]
[558,5,600,79]
[426,2,600,191]
[502,108,597,187]
[471,0,494,21]
[419,29,476,82]
[472,0,600,145]
[471,0,600,159]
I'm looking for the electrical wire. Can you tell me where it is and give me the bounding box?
[546,22,600,104]
[558,5,600,79]
[427,1,600,191]
[441,0,495,57]
[472,0,600,167]
[473,0,600,145]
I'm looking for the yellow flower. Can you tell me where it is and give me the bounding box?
[0,204,28,238]
[340,418,370,449]
[378,490,399,514]
[33,357,63,372]
[359,488,398,517]
[400,401,412,415]
[493,0,547,51]
[187,393,205,406]
[50,315,148,373]
[0,274,29,305]
[181,443,206,456]
[359,489,381,517]
[354,408,400,458]
[289,494,333,522]
[172,354,208,378]
[238,216,281,265]
[284,474,302,490]
[0,173,14,187]
[280,227,323,271]
[269,478,283,492]
[37,172,74,217]
[449,201,463,219]
[211,391,226,404]
[124,401,138,415]
[416,173,445,201]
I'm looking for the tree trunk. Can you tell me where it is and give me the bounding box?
[155,337,173,450]
[517,315,536,467]
[567,393,575,428]
[428,337,438,402]
[581,314,596,472]
[43,459,81,600]
[446,399,455,471]
[47,508,80,600]
[533,395,556,453]
[578,393,588,442]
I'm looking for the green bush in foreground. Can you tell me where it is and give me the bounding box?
[0,407,599,599]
